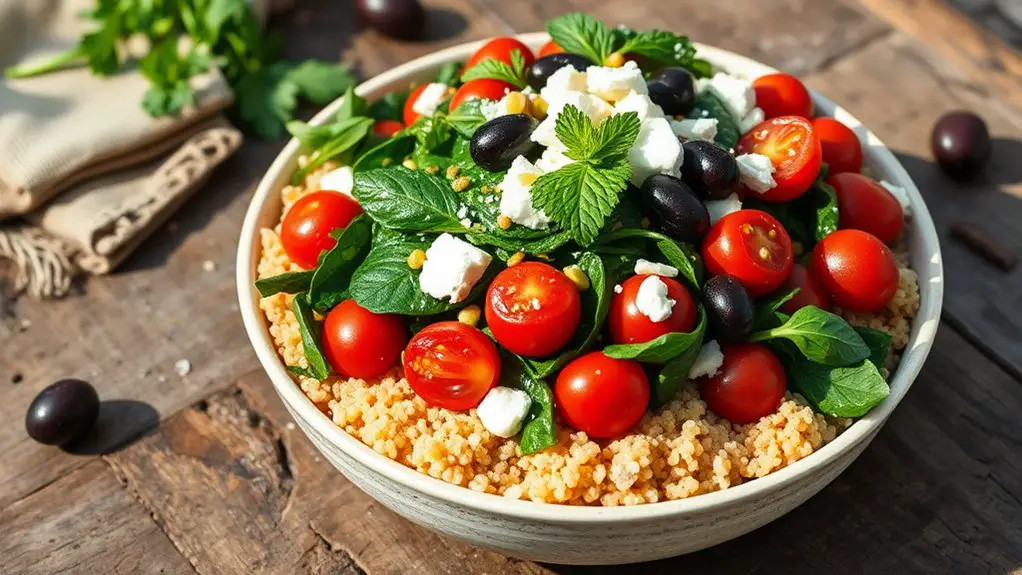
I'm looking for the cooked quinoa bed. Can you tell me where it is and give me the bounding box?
[257,163,921,506]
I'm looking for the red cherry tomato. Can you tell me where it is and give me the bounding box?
[811,230,899,312]
[323,300,407,379]
[812,117,862,175]
[449,78,515,112]
[538,40,565,58]
[402,322,501,411]
[700,343,786,424]
[737,116,823,202]
[554,352,649,439]
[608,275,697,345]
[829,173,904,246]
[775,263,830,315]
[402,83,430,126]
[485,262,581,357]
[752,73,814,119]
[281,191,363,270]
[466,37,536,70]
[702,210,794,297]
[373,119,405,138]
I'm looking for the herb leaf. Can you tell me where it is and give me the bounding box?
[369,91,408,123]
[291,294,331,380]
[806,177,839,242]
[605,306,706,363]
[308,215,373,312]
[434,62,462,85]
[854,326,892,369]
[752,288,799,331]
[290,116,374,183]
[546,13,616,65]
[615,29,711,77]
[689,90,741,150]
[353,167,469,233]
[255,270,315,297]
[750,306,871,366]
[352,134,415,172]
[286,61,357,105]
[652,328,707,407]
[461,49,527,88]
[779,348,890,418]
[595,228,702,290]
[446,99,489,138]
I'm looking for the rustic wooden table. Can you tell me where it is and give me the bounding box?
[3,0,1022,573]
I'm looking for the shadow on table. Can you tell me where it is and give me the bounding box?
[62,399,159,456]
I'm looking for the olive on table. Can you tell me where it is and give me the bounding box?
[680,140,740,200]
[649,67,697,116]
[354,0,425,40]
[703,275,755,343]
[25,379,100,446]
[470,114,539,172]
[931,111,991,180]
[637,174,710,243]
[527,53,591,91]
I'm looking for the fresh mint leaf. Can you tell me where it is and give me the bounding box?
[616,29,711,77]
[854,327,892,369]
[460,49,527,88]
[434,62,462,85]
[595,228,702,290]
[553,104,598,160]
[590,112,642,162]
[689,90,741,150]
[335,85,368,120]
[292,293,331,380]
[285,60,356,104]
[308,216,373,312]
[531,160,630,246]
[353,167,469,233]
[750,306,871,366]
[447,99,488,138]
[352,134,415,172]
[255,270,314,297]
[547,13,616,65]
[605,306,706,363]
[408,114,453,153]
[287,116,373,150]
[779,347,890,418]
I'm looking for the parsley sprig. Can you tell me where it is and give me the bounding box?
[460,49,528,89]
[530,105,640,246]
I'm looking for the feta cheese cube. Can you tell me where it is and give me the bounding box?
[418,234,492,303]
[706,73,756,119]
[736,153,777,194]
[634,258,679,277]
[670,118,718,142]
[541,65,588,96]
[613,91,665,124]
[317,166,355,197]
[739,106,765,134]
[411,82,450,117]
[705,193,743,224]
[476,386,533,438]
[688,340,724,379]
[531,91,613,149]
[628,117,684,185]
[635,275,676,322]
[535,148,576,173]
[586,60,647,102]
[879,180,912,216]
[498,156,550,230]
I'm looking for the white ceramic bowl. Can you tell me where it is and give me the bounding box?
[237,33,944,565]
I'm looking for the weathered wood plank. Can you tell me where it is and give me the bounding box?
[0,460,194,575]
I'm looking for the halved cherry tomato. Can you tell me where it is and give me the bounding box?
[323,300,407,379]
[554,352,648,439]
[737,116,823,202]
[608,274,697,345]
[829,173,904,245]
[373,119,405,138]
[485,262,581,357]
[753,73,814,119]
[812,117,862,175]
[811,229,899,312]
[466,37,536,70]
[402,83,430,126]
[281,191,363,270]
[402,322,501,411]
[700,343,786,424]
[538,40,565,58]
[449,78,515,112]
[775,263,830,315]
[702,210,794,297]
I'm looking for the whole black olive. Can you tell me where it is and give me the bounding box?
[703,275,755,343]
[646,81,690,117]
[470,114,539,172]
[681,140,740,200]
[355,0,425,40]
[650,68,696,116]
[527,53,591,92]
[931,111,991,180]
[638,174,710,243]
[25,379,99,446]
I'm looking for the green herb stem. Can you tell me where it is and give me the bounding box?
[4,47,86,79]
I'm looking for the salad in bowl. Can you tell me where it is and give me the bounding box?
[251,13,922,508]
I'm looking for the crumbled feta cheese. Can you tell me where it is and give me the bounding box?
[457,205,469,219]
[498,156,550,230]
[613,91,665,123]
[419,233,492,303]
[318,166,355,198]
[476,386,533,438]
[628,117,684,185]
[706,73,756,119]
[688,340,724,379]
[614,284,623,294]
[535,148,576,173]
[736,153,777,194]
[174,359,192,377]
[480,97,508,121]
[879,180,912,216]
[635,276,676,322]
[411,82,449,117]
[705,193,743,224]
[586,61,647,102]
[670,118,718,142]
[739,106,765,134]
[634,258,679,277]
[531,91,613,149]
[541,65,588,96]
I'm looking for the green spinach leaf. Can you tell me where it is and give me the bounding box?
[750,305,870,366]
[779,346,890,418]
[854,326,892,369]
[605,306,706,363]
[291,293,331,380]
[307,215,373,312]
[752,288,799,331]
[652,334,706,407]
[352,134,415,172]
[498,356,558,455]
[255,270,314,297]
[595,228,702,290]
[291,116,374,184]
[434,62,462,85]
[353,167,469,233]
[369,91,407,123]
[689,90,740,150]
[447,99,488,138]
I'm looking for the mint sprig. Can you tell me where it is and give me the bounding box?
[547,13,617,66]
[460,49,528,88]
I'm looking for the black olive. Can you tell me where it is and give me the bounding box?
[25,379,99,446]
[931,111,991,180]
[650,68,696,116]
[470,114,539,172]
[681,140,740,200]
[703,275,755,343]
[638,174,710,243]
[527,53,591,92]
[355,0,425,40]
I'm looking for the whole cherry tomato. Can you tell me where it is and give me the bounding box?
[737,116,823,202]
[402,322,501,411]
[775,263,830,315]
[702,210,794,297]
[449,78,515,112]
[608,274,697,345]
[281,191,363,270]
[554,352,649,439]
[538,40,565,58]
[485,262,581,357]
[811,229,899,312]
[466,36,536,70]
[323,300,407,379]
[829,172,904,245]
[700,343,787,424]
[753,73,814,119]
[402,83,430,126]
[373,119,405,138]
[812,117,863,175]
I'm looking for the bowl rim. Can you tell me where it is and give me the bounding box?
[236,32,944,522]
